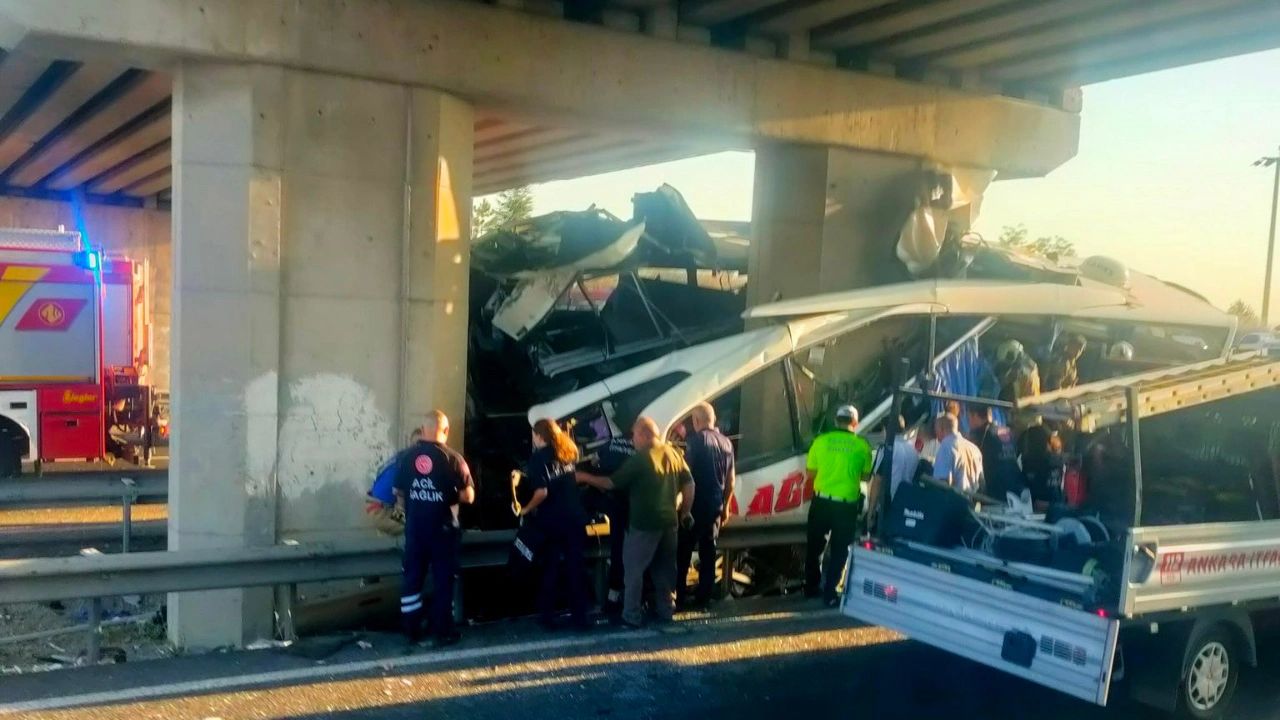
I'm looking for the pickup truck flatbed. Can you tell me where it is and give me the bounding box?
[845,355,1280,719]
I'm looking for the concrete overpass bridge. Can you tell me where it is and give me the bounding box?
[0,0,1276,649]
[0,0,1275,208]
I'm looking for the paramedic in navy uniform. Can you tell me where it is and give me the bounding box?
[394,410,475,647]
[521,419,591,631]
[596,433,636,614]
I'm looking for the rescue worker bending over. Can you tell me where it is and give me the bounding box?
[677,402,736,610]
[804,405,873,607]
[966,406,1027,504]
[578,417,694,629]
[520,419,591,632]
[367,428,423,537]
[105,398,132,465]
[394,410,474,647]
[1019,423,1066,511]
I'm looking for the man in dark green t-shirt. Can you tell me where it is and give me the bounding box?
[578,416,694,628]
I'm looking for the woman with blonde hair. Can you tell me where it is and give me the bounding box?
[522,418,589,631]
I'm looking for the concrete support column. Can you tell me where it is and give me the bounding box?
[741,143,922,457]
[644,5,678,39]
[780,32,810,62]
[401,90,474,446]
[748,143,922,307]
[170,62,472,650]
[170,62,285,650]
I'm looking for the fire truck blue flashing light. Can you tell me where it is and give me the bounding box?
[74,249,99,271]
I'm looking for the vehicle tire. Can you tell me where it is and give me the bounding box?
[0,434,20,478]
[1176,626,1239,720]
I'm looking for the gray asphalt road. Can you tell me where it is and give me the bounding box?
[2,599,1278,720]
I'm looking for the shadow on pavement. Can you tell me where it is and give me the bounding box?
[9,606,1280,720]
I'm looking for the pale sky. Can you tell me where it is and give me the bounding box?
[509,47,1280,312]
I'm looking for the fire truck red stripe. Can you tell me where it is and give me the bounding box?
[15,298,88,331]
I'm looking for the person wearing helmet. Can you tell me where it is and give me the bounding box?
[1044,333,1087,392]
[994,339,1041,402]
[1106,341,1135,362]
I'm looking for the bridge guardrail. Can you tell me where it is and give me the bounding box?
[0,524,804,661]
[0,471,167,509]
[0,473,167,551]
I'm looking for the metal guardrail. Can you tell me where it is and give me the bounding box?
[0,472,168,551]
[0,523,803,661]
[0,525,803,604]
[0,520,166,547]
[0,539,405,605]
[0,471,167,509]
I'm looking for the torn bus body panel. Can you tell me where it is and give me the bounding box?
[466,188,748,527]
[470,186,746,405]
[630,183,725,270]
[489,268,585,342]
[472,209,643,277]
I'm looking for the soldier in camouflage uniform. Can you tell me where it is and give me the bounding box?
[995,339,1041,403]
[1044,333,1087,392]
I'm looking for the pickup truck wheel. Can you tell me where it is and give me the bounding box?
[1177,627,1239,720]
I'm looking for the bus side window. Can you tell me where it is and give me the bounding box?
[732,364,804,473]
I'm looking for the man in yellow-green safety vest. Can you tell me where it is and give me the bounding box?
[804,405,873,607]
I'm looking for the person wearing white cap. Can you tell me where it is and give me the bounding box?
[804,404,873,606]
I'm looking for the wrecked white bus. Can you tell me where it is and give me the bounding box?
[529,269,1238,533]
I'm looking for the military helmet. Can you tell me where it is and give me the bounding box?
[996,339,1025,365]
[1106,341,1134,361]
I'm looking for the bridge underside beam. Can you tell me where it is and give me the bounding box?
[0,0,1078,176]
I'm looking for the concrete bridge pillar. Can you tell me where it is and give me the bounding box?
[739,143,929,461]
[169,61,473,649]
[748,143,923,307]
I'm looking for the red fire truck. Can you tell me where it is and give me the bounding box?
[0,227,164,477]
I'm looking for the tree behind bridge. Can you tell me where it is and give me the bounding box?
[997,223,1075,262]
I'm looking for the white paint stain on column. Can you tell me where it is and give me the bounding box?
[277,373,391,501]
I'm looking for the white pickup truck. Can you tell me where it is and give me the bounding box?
[844,356,1280,719]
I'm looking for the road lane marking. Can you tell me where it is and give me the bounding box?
[0,629,658,714]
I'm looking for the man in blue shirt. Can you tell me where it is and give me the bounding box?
[366,428,422,536]
[677,402,736,609]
